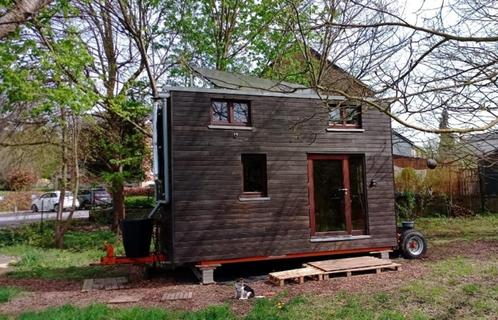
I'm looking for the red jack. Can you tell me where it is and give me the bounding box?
[94,242,167,265]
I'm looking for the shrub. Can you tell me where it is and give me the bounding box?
[394,167,423,193]
[5,168,37,192]
[123,186,154,197]
[0,222,115,251]
[89,207,114,225]
[0,223,53,248]
[0,191,40,211]
[125,196,154,208]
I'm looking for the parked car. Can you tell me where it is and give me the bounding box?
[31,191,80,212]
[78,188,112,209]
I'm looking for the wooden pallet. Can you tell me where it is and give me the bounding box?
[305,256,393,272]
[269,256,401,287]
[316,262,401,279]
[82,277,129,292]
[269,266,324,287]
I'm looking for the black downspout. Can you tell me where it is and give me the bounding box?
[151,95,173,264]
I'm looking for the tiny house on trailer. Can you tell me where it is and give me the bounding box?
[151,69,398,283]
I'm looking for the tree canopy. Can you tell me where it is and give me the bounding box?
[3,0,498,192]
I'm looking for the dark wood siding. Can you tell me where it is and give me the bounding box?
[169,91,396,264]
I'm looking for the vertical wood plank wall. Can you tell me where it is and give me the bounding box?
[169,91,397,264]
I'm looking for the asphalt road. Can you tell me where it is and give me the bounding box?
[0,210,89,227]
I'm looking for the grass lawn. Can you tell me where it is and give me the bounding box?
[0,215,497,319]
[0,287,21,304]
[0,222,125,280]
[416,214,498,244]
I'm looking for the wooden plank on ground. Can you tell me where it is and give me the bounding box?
[322,262,401,278]
[105,278,117,290]
[306,256,392,272]
[93,278,105,290]
[82,277,129,292]
[269,266,323,279]
[81,279,94,292]
[161,291,193,301]
[269,266,324,286]
[108,295,142,304]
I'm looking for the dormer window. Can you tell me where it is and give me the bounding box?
[211,100,250,126]
[328,104,361,128]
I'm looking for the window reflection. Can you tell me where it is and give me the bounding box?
[211,100,250,126]
[212,101,229,123]
[233,103,249,124]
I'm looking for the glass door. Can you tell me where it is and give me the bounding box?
[308,155,366,236]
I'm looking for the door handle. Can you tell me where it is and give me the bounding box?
[338,188,348,191]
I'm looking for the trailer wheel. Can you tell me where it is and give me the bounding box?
[400,230,427,259]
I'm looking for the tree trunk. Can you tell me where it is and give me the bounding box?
[58,114,81,241]
[54,107,67,248]
[112,181,125,232]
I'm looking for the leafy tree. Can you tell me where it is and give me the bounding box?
[0,1,97,246]
[62,0,167,229]
[84,99,150,230]
[438,108,456,162]
[165,0,297,74]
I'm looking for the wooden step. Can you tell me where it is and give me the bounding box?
[269,266,324,287]
[268,256,401,287]
[319,262,401,279]
[305,256,393,272]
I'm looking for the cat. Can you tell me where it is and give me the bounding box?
[234,280,255,300]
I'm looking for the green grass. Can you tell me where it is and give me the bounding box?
[17,304,176,320]
[3,253,498,319]
[1,216,497,319]
[415,214,498,243]
[0,222,124,280]
[14,304,233,320]
[0,287,21,303]
[5,297,422,320]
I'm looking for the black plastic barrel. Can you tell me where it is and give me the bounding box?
[401,220,415,230]
[122,218,153,258]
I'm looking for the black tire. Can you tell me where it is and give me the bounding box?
[53,204,59,213]
[400,230,427,259]
[31,205,38,213]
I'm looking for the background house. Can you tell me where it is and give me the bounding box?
[466,131,498,211]
[392,131,427,171]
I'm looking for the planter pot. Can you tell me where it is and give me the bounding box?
[122,218,153,258]
[401,220,415,230]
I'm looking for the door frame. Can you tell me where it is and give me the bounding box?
[308,154,365,236]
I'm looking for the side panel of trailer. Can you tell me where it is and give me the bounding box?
[168,90,397,264]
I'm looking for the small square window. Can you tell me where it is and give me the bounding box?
[241,154,267,197]
[211,100,250,126]
[328,104,361,128]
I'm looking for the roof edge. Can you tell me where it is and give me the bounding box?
[160,86,347,100]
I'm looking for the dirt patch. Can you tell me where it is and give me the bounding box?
[426,239,498,260]
[0,239,496,316]
[0,278,80,292]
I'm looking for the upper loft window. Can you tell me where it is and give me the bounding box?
[328,104,362,128]
[211,100,250,126]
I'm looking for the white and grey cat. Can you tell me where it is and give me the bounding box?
[234,281,255,300]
